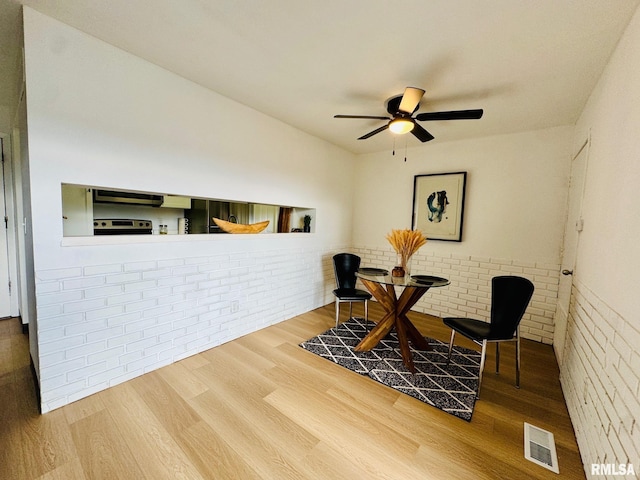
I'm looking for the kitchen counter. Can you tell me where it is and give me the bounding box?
[60,231,312,247]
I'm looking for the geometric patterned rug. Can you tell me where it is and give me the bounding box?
[300,317,481,421]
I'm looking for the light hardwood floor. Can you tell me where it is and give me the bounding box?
[0,304,585,479]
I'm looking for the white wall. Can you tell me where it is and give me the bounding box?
[351,127,573,344]
[352,127,573,259]
[22,8,354,411]
[560,5,640,475]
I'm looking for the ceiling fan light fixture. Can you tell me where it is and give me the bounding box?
[389,118,414,134]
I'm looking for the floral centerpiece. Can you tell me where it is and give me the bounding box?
[386,229,427,276]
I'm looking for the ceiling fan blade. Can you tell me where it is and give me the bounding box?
[358,124,389,140]
[415,109,484,121]
[398,87,425,114]
[411,124,435,143]
[334,114,391,120]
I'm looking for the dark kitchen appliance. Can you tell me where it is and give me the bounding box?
[93,189,164,207]
[186,199,249,234]
[93,219,153,235]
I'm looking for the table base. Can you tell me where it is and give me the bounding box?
[354,278,432,373]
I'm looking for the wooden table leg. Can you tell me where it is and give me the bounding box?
[354,310,395,350]
[354,280,396,350]
[396,287,431,351]
[355,279,432,373]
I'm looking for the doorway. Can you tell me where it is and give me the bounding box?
[0,137,12,318]
[554,137,589,366]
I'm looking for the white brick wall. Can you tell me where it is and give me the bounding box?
[353,246,559,344]
[34,244,561,411]
[35,246,343,412]
[560,279,640,478]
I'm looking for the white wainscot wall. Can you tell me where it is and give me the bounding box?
[35,245,341,412]
[353,246,559,344]
[560,279,639,472]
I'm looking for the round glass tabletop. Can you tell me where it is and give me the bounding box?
[356,270,450,287]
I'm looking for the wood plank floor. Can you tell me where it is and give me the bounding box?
[0,304,585,479]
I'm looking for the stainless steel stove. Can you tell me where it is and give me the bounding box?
[93,219,153,235]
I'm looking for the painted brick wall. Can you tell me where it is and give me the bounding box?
[35,246,341,411]
[34,244,559,412]
[560,279,640,477]
[353,246,559,344]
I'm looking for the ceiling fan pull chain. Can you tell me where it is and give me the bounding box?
[392,137,396,156]
[404,138,408,162]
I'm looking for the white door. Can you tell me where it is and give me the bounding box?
[554,138,589,365]
[0,138,11,317]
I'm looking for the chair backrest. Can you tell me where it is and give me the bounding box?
[489,276,535,339]
[333,253,361,290]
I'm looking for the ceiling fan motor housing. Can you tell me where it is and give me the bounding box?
[387,94,419,115]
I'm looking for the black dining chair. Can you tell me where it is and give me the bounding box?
[443,275,534,398]
[332,253,372,328]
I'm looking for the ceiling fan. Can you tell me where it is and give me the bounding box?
[334,87,483,143]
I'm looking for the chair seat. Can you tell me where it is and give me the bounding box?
[443,317,512,342]
[333,288,372,301]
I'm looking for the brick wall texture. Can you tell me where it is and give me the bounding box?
[35,247,340,411]
[353,246,559,344]
[560,279,640,475]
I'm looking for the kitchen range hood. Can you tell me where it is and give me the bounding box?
[93,189,163,207]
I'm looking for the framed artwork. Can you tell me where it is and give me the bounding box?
[412,171,467,242]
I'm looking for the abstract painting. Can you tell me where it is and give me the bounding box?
[412,172,467,241]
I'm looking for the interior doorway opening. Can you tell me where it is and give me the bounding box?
[0,137,13,319]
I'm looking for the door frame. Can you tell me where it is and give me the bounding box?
[0,134,20,318]
[554,135,589,366]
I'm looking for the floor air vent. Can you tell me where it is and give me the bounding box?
[524,422,559,474]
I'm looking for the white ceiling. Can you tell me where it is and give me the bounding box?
[1,0,638,153]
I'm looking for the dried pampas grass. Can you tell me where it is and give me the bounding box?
[386,229,427,271]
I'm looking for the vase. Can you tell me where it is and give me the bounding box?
[392,253,412,277]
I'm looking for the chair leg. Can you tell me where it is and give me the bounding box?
[446,330,456,366]
[364,300,368,323]
[495,343,500,374]
[476,339,488,399]
[515,327,521,388]
[335,299,340,328]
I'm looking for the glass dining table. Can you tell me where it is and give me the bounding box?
[355,268,450,373]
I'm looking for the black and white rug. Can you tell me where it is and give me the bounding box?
[300,317,481,421]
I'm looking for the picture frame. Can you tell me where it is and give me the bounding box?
[411,171,467,242]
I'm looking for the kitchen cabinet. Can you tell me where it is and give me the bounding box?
[62,185,93,236]
[161,195,190,209]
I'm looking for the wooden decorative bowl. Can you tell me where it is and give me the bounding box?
[212,217,270,234]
